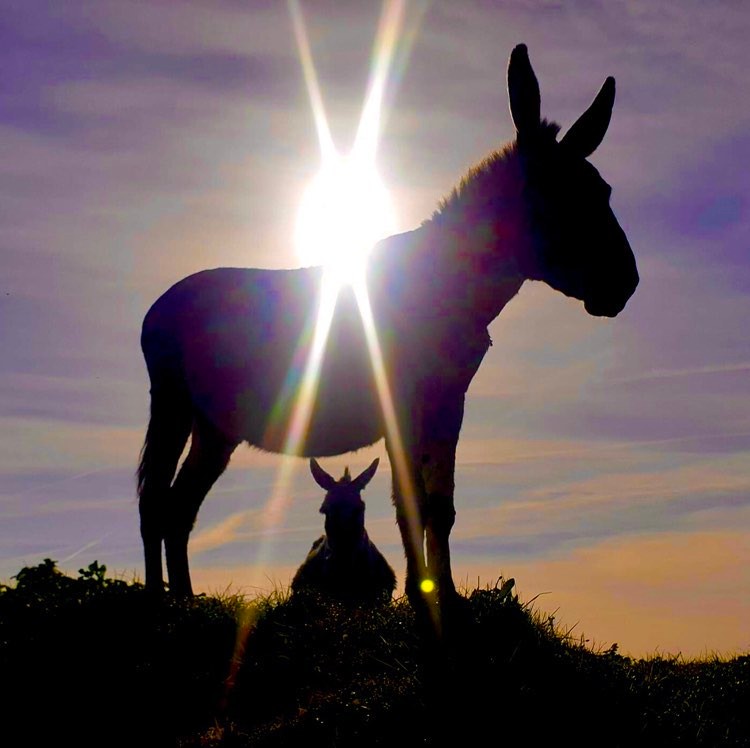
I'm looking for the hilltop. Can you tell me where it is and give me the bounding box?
[1,560,747,747]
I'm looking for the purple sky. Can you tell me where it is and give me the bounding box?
[2,1,749,656]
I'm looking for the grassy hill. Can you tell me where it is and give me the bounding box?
[1,560,747,747]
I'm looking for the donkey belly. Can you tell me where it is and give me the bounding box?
[255,328,385,457]
[301,378,384,457]
[185,348,384,457]
[168,267,388,457]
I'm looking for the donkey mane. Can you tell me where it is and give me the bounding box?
[431,119,561,226]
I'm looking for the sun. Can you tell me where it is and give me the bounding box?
[289,0,403,290]
[295,152,396,288]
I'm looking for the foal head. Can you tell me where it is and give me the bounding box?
[310,458,380,551]
[508,44,639,317]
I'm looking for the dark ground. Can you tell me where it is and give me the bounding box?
[1,560,747,747]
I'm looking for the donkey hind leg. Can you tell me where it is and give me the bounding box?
[138,386,193,592]
[164,415,237,596]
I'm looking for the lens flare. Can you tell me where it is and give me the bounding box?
[265,0,428,609]
[420,579,435,594]
[352,279,425,588]
[295,155,396,288]
[241,0,430,624]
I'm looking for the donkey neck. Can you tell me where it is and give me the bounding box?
[426,144,533,327]
[369,145,531,330]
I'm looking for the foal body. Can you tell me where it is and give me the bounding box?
[292,459,396,604]
[138,45,638,609]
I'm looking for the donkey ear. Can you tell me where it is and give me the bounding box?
[352,458,379,491]
[310,458,337,491]
[507,44,540,135]
[560,76,615,158]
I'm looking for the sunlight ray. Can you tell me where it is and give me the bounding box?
[252,274,339,561]
[354,0,407,162]
[224,4,436,684]
[251,0,428,596]
[243,0,423,624]
[229,276,340,690]
[353,279,438,626]
[281,274,339,457]
[352,279,418,553]
[288,0,335,161]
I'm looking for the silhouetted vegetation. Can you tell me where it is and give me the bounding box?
[1,560,747,747]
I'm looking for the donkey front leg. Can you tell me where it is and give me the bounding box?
[420,392,465,606]
[422,444,458,603]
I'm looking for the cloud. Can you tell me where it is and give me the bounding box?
[0,372,145,428]
[456,527,750,657]
[190,510,261,554]
[611,362,750,384]
[447,435,750,565]
[458,278,750,448]
[2,5,299,147]
[0,418,143,472]
[63,2,295,58]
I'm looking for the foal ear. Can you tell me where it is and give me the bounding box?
[352,458,380,492]
[507,43,541,135]
[560,76,615,158]
[310,458,337,491]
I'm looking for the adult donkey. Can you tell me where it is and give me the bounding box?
[138,45,638,607]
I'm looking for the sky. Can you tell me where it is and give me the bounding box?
[2,1,749,658]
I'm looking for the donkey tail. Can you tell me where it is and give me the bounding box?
[137,306,194,500]
[137,375,194,501]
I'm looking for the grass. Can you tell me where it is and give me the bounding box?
[1,560,747,747]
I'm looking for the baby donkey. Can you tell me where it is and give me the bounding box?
[292,458,396,604]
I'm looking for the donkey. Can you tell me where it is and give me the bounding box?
[137,44,638,610]
[291,458,396,604]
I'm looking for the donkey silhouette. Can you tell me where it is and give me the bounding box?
[138,44,638,611]
[291,458,396,604]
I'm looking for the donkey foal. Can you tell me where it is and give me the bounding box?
[292,458,396,604]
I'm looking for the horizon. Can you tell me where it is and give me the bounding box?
[2,1,749,658]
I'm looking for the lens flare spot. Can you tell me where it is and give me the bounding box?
[420,578,435,594]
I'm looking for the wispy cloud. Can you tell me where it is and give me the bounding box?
[60,535,109,563]
[0,418,143,472]
[611,362,750,384]
[457,527,750,657]
[190,510,261,554]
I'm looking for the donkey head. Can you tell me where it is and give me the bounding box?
[508,44,638,317]
[310,458,379,549]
